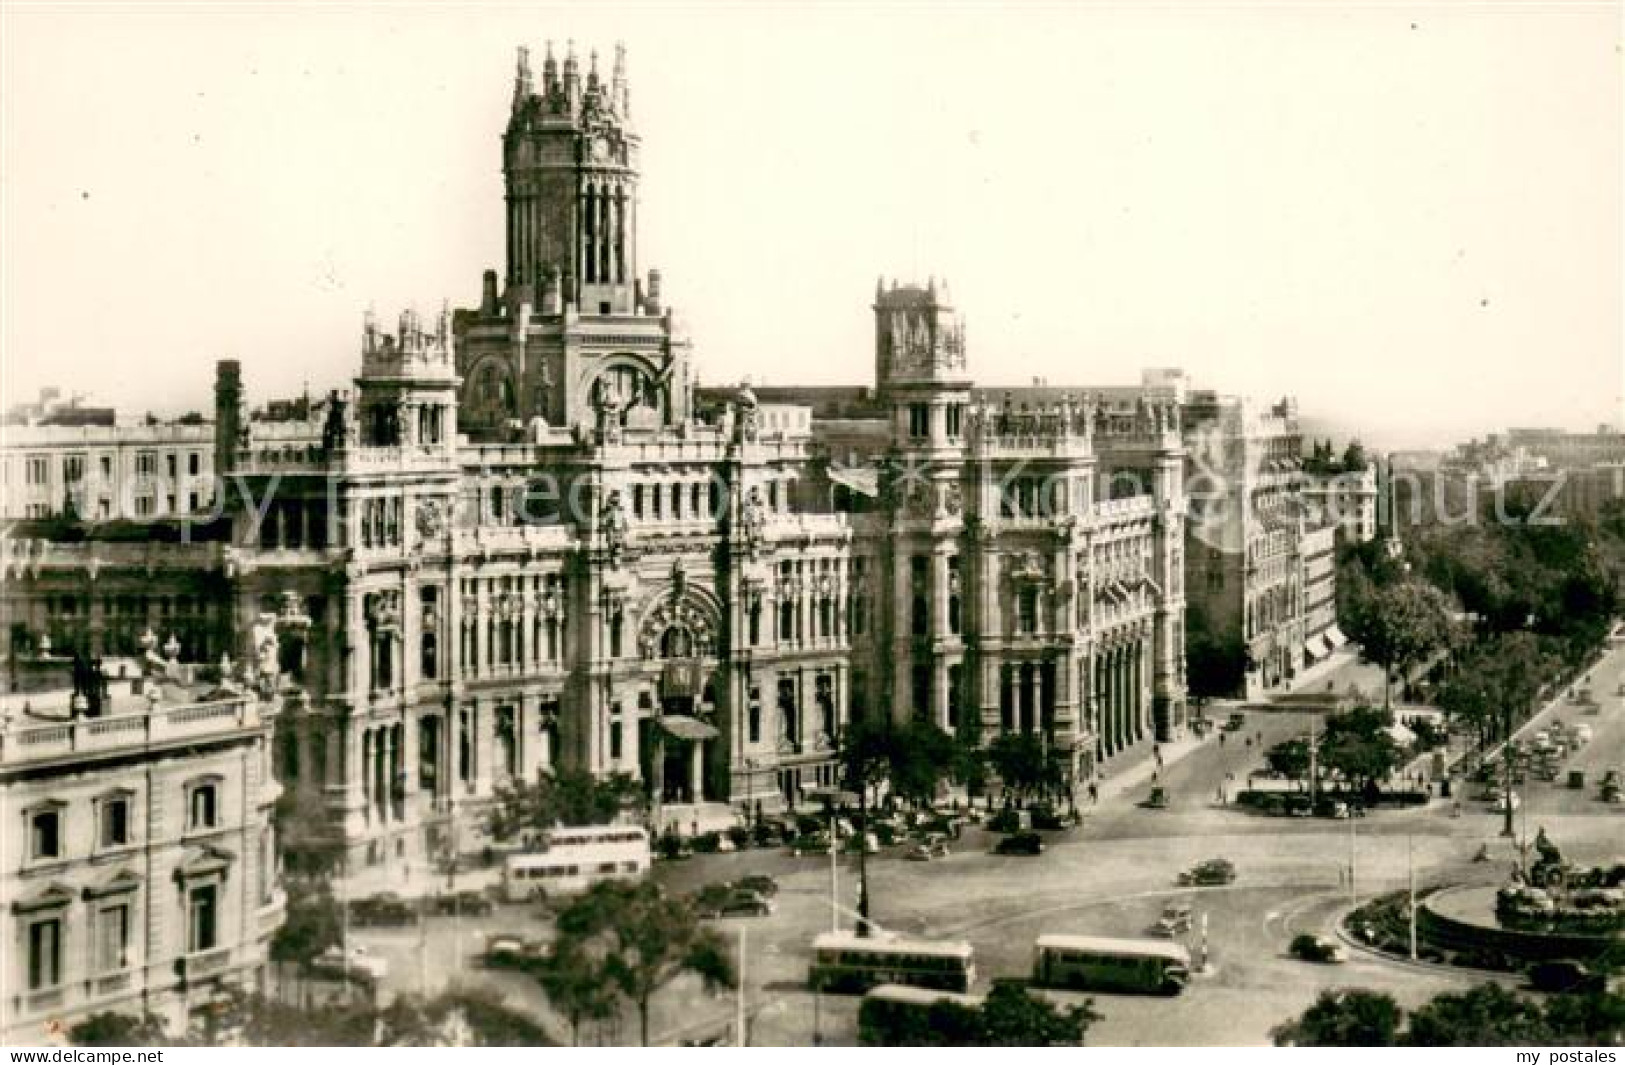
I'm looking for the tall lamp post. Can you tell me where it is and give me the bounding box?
[1500,699,1516,838]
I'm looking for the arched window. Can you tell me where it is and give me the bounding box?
[661,626,692,659]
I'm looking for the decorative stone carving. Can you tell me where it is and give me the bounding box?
[600,490,630,565]
[739,487,768,558]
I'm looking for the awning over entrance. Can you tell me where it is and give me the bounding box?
[827,465,880,497]
[659,715,719,742]
[1302,641,1322,662]
[1327,626,1348,648]
[660,659,705,700]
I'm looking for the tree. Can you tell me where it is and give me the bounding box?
[69,1012,171,1047]
[1542,988,1625,1045]
[889,719,961,807]
[487,769,646,840]
[1264,738,1312,786]
[554,880,734,1046]
[376,987,556,1047]
[1347,580,1455,708]
[978,980,1098,1046]
[857,983,1097,1046]
[1437,631,1548,749]
[986,732,1059,804]
[1341,439,1368,472]
[269,880,343,967]
[1403,984,1552,1046]
[1318,706,1402,794]
[536,935,620,1046]
[1271,989,1402,1047]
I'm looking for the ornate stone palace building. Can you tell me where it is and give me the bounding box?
[3,44,1189,872]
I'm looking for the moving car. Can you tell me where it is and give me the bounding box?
[312,944,389,982]
[1528,960,1606,995]
[1224,712,1247,732]
[994,831,1045,856]
[1150,904,1193,937]
[1178,858,1236,886]
[1288,934,1346,964]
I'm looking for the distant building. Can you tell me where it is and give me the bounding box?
[4,389,116,429]
[1506,426,1625,470]
[0,422,219,523]
[1181,391,1344,697]
[0,648,285,1043]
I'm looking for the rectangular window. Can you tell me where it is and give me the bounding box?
[912,664,932,720]
[909,403,930,439]
[748,687,762,744]
[188,884,218,953]
[26,456,48,485]
[97,903,131,973]
[188,452,201,476]
[63,454,85,483]
[166,453,178,479]
[28,918,61,990]
[135,451,157,476]
[100,796,130,848]
[189,784,218,831]
[99,455,113,479]
[946,404,963,438]
[609,719,623,761]
[31,809,60,860]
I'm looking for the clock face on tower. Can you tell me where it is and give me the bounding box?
[591,136,612,163]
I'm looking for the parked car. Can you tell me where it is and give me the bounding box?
[348,893,418,928]
[1224,712,1247,732]
[987,808,1027,834]
[1029,804,1070,831]
[1178,858,1237,886]
[1528,960,1606,995]
[994,831,1044,856]
[717,891,774,918]
[1289,933,1346,964]
[734,874,779,898]
[432,889,495,917]
[904,839,951,861]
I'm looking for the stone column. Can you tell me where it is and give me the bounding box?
[690,742,704,804]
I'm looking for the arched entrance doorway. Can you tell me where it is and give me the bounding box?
[635,606,721,814]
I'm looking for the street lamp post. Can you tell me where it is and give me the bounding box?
[1501,700,1516,838]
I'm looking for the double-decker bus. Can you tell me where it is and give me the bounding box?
[502,824,651,901]
[1031,934,1192,996]
[808,931,976,994]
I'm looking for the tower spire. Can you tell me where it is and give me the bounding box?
[513,45,533,110]
[543,40,558,95]
[612,41,629,115]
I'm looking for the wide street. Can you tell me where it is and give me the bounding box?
[351,635,1625,1046]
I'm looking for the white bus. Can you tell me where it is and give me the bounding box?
[502,824,651,902]
[1032,934,1192,996]
[808,931,976,994]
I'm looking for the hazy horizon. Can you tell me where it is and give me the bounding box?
[3,4,1621,452]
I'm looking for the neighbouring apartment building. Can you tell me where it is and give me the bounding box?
[0,648,285,1043]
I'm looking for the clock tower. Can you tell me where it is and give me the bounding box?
[457,42,691,439]
[503,41,640,317]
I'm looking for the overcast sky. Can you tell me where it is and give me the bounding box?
[2,3,1620,449]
